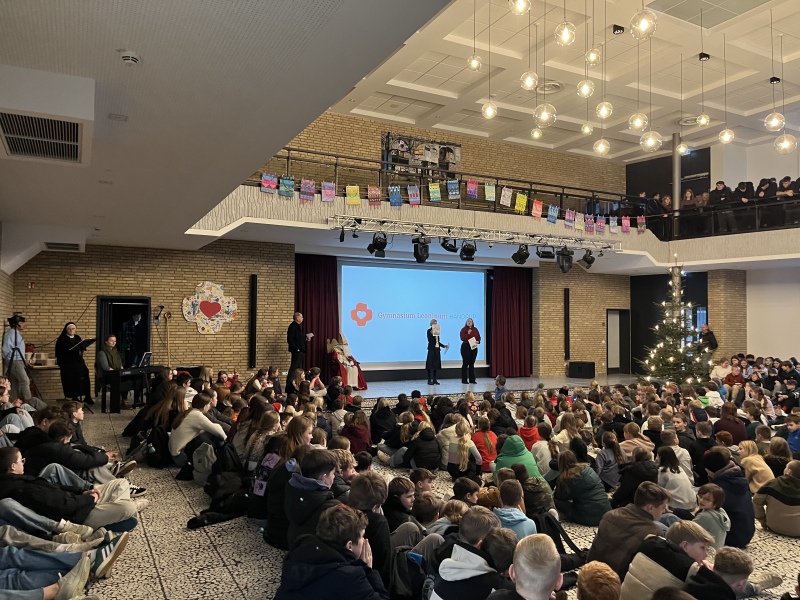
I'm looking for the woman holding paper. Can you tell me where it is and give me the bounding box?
[460,318,481,384]
[426,319,448,386]
[55,322,93,404]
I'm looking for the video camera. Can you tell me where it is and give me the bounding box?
[7,313,25,327]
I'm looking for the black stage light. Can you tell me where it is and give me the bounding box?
[612,24,624,35]
[441,237,458,253]
[339,228,345,243]
[511,244,530,265]
[535,247,555,260]
[459,241,477,262]
[556,247,574,273]
[367,232,387,257]
[577,249,595,270]
[412,236,430,263]
[770,76,781,85]
[698,52,710,62]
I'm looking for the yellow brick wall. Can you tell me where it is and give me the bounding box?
[532,262,630,377]
[12,240,294,399]
[707,269,747,360]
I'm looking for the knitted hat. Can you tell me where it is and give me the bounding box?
[703,450,728,473]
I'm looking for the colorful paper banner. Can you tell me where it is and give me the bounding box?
[346,185,361,205]
[260,172,277,193]
[447,180,460,201]
[299,179,315,203]
[321,181,336,202]
[368,186,381,207]
[279,177,295,198]
[388,185,402,207]
[531,199,543,220]
[466,180,479,199]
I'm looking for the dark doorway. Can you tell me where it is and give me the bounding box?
[96,297,151,368]
[607,309,631,374]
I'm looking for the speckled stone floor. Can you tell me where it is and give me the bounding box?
[83,409,799,600]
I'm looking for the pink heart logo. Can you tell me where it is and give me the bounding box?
[199,301,221,318]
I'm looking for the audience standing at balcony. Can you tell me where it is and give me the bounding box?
[709,181,735,233]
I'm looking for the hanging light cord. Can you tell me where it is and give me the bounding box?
[527,9,531,71]
[781,35,786,132]
[700,9,705,113]
[636,41,640,111]
[680,53,684,136]
[649,38,653,131]
[723,34,728,126]
[488,0,491,97]
[771,10,776,110]
[473,0,477,54]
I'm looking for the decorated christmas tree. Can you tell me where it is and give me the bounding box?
[641,267,713,385]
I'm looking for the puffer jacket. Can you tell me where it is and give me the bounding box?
[284,472,341,550]
[587,504,662,579]
[753,474,800,537]
[436,423,460,469]
[620,535,701,600]
[493,436,542,482]
[611,460,657,508]
[403,427,441,471]
[709,461,754,548]
[553,465,611,526]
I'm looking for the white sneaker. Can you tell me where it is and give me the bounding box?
[134,497,150,512]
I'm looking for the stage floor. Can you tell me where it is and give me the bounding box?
[358,374,638,399]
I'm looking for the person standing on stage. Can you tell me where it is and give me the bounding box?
[55,322,93,405]
[287,312,307,389]
[2,315,32,402]
[460,318,481,384]
[426,319,449,386]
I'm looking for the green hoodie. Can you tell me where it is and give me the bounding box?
[493,435,543,483]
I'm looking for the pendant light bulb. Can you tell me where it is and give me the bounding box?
[581,122,594,136]
[696,114,710,127]
[508,0,531,16]
[640,130,663,152]
[593,138,610,156]
[586,47,602,67]
[520,71,539,91]
[676,142,690,155]
[775,133,797,154]
[577,79,595,98]
[555,22,576,46]
[596,101,613,119]
[481,100,498,119]
[534,103,557,127]
[765,112,785,132]
[467,54,482,71]
[630,9,657,41]
[719,129,735,144]
[628,112,649,131]
[530,127,543,140]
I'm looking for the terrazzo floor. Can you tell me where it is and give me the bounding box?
[82,409,799,600]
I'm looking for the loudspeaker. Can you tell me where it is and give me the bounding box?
[567,361,595,378]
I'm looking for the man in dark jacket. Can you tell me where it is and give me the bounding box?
[689,422,718,485]
[286,312,307,389]
[285,449,341,549]
[704,450,754,548]
[275,504,388,600]
[709,181,735,233]
[24,420,111,480]
[699,324,718,353]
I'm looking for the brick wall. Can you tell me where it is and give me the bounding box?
[532,262,630,377]
[707,269,747,359]
[12,240,294,399]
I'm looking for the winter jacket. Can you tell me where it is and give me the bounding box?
[685,566,736,600]
[471,430,497,472]
[330,474,350,501]
[693,508,730,550]
[586,504,662,579]
[493,407,517,435]
[531,440,556,481]
[380,422,405,451]
[657,468,697,510]
[436,424,460,468]
[24,441,108,477]
[619,436,654,463]
[521,476,555,516]
[708,461,755,548]
[765,455,790,479]
[13,426,49,454]
[611,460,657,508]
[689,437,718,485]
[275,534,389,600]
[431,542,515,600]
[264,459,298,550]
[553,466,611,526]
[493,436,542,483]
[0,473,95,523]
[677,428,696,450]
[427,517,459,537]
[383,495,423,534]
[493,507,537,539]
[403,427,441,471]
[285,472,341,549]
[327,409,347,434]
[594,447,621,488]
[642,429,663,453]
[431,404,454,432]
[517,426,540,450]
[714,417,747,445]
[361,509,392,587]
[369,407,397,445]
[740,454,775,494]
[620,535,702,600]
[753,474,800,537]
[341,424,372,455]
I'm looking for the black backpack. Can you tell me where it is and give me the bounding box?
[389,545,427,600]
[530,512,588,572]
[204,443,245,500]
[144,426,172,469]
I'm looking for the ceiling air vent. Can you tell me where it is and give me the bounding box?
[0,113,80,162]
[44,242,82,252]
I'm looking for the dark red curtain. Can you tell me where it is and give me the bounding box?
[295,254,340,381]
[490,267,532,378]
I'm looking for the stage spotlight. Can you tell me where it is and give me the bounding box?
[367,232,387,257]
[440,237,458,253]
[511,244,530,265]
[459,241,477,262]
[352,229,358,239]
[535,247,555,259]
[556,247,574,273]
[577,249,595,270]
[339,228,345,243]
[412,236,430,263]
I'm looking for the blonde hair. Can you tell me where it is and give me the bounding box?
[666,520,715,546]
[512,534,562,597]
[738,440,758,458]
[441,499,469,524]
[455,420,473,471]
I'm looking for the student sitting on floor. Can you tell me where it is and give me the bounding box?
[452,477,480,506]
[427,499,469,537]
[410,467,436,495]
[612,448,657,508]
[493,479,537,539]
[554,450,611,526]
[486,534,562,600]
[383,476,422,534]
[348,471,393,587]
[168,394,227,467]
[285,449,341,549]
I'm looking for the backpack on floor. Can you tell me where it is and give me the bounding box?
[144,426,172,469]
[530,512,588,571]
[204,443,245,500]
[192,443,216,486]
[389,545,426,600]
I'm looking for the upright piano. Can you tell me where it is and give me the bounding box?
[102,365,163,413]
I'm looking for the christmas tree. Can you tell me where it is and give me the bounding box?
[640,267,713,385]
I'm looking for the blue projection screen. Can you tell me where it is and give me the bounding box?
[339,263,487,368]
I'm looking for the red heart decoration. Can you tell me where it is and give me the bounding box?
[199,301,221,318]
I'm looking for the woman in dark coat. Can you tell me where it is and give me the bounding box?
[426,319,449,386]
[55,322,92,404]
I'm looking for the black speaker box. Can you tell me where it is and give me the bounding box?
[567,361,595,378]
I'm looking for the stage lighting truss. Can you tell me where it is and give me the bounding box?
[328,215,619,257]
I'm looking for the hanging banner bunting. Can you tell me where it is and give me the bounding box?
[368,185,382,207]
[514,192,527,214]
[388,185,402,207]
[429,182,442,202]
[585,215,595,234]
[621,216,631,233]
[321,181,336,202]
[279,177,295,198]
[299,179,315,203]
[531,199,543,220]
[637,215,646,233]
[609,216,618,234]
[466,180,479,199]
[596,216,606,234]
[485,183,496,203]
[408,185,421,206]
[575,212,585,231]
[447,180,460,201]
[346,185,361,205]
[564,209,575,229]
[547,205,559,224]
[500,187,513,207]
[260,172,278,193]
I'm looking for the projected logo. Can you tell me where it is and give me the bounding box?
[350,302,373,327]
